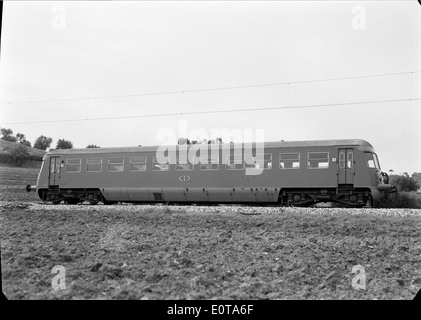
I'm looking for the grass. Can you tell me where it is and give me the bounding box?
[376,192,421,209]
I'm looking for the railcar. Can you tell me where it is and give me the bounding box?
[26,139,393,207]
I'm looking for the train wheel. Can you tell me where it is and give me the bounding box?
[89,200,99,205]
[52,200,62,205]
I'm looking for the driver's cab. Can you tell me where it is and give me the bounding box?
[364,151,393,191]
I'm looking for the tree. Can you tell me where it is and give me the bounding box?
[390,174,420,192]
[178,138,190,145]
[0,127,17,142]
[411,172,421,190]
[10,144,29,166]
[86,144,100,148]
[16,132,32,147]
[56,139,73,149]
[33,135,53,151]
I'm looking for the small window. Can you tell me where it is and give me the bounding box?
[242,154,273,170]
[200,156,219,170]
[347,152,353,169]
[339,151,345,169]
[66,159,81,172]
[280,153,300,169]
[108,157,124,172]
[308,152,329,169]
[364,152,378,169]
[263,154,272,169]
[87,158,102,172]
[226,154,244,170]
[50,157,61,173]
[373,153,381,170]
[175,155,194,171]
[153,157,169,171]
[130,157,147,171]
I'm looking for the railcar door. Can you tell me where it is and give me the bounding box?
[48,156,61,188]
[337,149,354,185]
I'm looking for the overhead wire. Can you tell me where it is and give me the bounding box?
[1,97,419,125]
[0,70,419,105]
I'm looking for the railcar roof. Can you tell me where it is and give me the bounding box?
[47,139,373,155]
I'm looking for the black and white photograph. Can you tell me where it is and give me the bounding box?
[0,0,420,305]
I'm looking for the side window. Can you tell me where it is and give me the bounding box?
[153,157,169,171]
[279,153,300,169]
[308,152,329,169]
[50,158,55,173]
[108,157,124,172]
[176,155,194,171]
[200,155,219,170]
[130,157,147,171]
[339,151,345,169]
[347,152,353,168]
[263,154,272,169]
[245,156,261,169]
[87,158,102,172]
[226,154,244,170]
[66,159,81,172]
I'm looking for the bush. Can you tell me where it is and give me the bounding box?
[389,174,419,192]
[10,144,30,167]
[376,192,421,209]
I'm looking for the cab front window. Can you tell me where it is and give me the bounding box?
[373,153,381,169]
[364,152,380,169]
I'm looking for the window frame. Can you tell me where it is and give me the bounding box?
[373,153,381,170]
[152,156,169,171]
[364,152,379,169]
[86,158,103,172]
[252,153,273,170]
[225,154,245,170]
[200,155,219,171]
[107,157,125,172]
[65,158,81,173]
[339,151,346,169]
[307,152,330,169]
[175,155,194,171]
[347,151,353,169]
[279,153,300,169]
[129,156,147,172]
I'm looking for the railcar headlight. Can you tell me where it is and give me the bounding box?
[380,172,389,184]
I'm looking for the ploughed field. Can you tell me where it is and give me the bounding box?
[1,165,421,300]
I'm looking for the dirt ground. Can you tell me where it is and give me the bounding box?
[1,165,421,300]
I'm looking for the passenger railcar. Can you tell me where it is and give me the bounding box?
[26,139,393,207]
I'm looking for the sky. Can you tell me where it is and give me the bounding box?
[0,1,420,174]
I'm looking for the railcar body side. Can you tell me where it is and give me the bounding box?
[29,139,393,207]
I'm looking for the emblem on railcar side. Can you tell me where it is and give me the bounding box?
[179,175,191,182]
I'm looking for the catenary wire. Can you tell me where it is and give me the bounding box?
[0,71,420,105]
[1,97,419,125]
